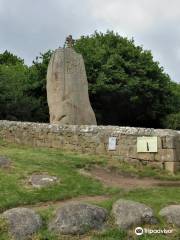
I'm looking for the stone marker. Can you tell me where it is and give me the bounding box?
[112,199,157,229]
[159,205,180,227]
[46,36,97,125]
[0,156,10,168]
[49,203,107,235]
[28,174,58,188]
[2,208,42,240]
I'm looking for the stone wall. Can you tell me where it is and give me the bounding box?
[0,120,179,173]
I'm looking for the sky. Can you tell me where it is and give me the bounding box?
[0,0,180,82]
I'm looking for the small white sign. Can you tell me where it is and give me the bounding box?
[137,136,158,153]
[108,137,117,151]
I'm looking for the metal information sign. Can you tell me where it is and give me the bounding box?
[108,137,117,150]
[137,136,158,153]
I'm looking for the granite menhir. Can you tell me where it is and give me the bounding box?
[46,46,97,125]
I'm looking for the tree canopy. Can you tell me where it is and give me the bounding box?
[0,51,49,122]
[0,32,179,129]
[74,31,175,128]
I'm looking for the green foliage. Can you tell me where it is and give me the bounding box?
[163,112,180,130]
[0,31,180,128]
[24,50,53,122]
[0,63,29,120]
[162,82,180,129]
[28,50,53,99]
[0,50,24,65]
[0,50,52,122]
[74,31,174,127]
[170,82,180,112]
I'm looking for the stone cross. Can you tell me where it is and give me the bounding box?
[65,35,75,48]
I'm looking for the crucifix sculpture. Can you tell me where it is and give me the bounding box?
[65,35,75,48]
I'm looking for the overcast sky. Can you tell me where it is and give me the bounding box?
[0,0,180,82]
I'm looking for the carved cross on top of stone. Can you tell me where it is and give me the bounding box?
[65,35,75,48]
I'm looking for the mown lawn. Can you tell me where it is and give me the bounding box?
[0,140,180,240]
[0,141,111,212]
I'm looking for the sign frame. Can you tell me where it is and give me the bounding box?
[108,137,117,151]
[137,136,158,153]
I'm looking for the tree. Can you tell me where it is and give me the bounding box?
[0,51,26,120]
[0,51,47,122]
[163,113,180,130]
[0,63,30,120]
[1,32,179,129]
[74,31,174,128]
[162,82,180,129]
[25,50,53,122]
[0,50,24,65]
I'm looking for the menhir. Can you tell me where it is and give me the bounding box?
[46,46,97,125]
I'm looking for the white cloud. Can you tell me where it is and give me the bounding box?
[89,0,180,33]
[88,0,180,82]
[0,0,179,82]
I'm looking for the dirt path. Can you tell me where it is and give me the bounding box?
[79,167,180,189]
[21,168,180,211]
[29,195,110,210]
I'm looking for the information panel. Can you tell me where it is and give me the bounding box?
[137,136,158,153]
[108,137,117,151]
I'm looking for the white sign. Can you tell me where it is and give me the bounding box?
[137,136,158,153]
[108,137,117,150]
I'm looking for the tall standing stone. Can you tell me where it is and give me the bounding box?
[46,43,97,125]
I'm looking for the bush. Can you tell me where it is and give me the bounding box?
[163,112,180,130]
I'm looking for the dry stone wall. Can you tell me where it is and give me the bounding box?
[0,120,179,173]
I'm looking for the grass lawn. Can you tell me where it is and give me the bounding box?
[0,140,180,239]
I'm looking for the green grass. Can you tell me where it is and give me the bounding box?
[92,228,180,240]
[95,187,180,214]
[0,141,180,240]
[92,228,127,240]
[108,160,180,181]
[0,217,9,240]
[0,142,114,212]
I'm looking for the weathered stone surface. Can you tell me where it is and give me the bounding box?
[0,120,180,173]
[49,203,107,235]
[0,156,10,168]
[155,149,177,162]
[159,205,180,227]
[46,47,97,125]
[111,199,157,229]
[162,136,176,149]
[28,174,58,188]
[2,208,42,240]
[164,162,180,173]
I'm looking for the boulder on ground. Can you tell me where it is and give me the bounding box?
[0,156,10,168]
[2,208,42,240]
[49,203,107,235]
[28,174,58,188]
[159,205,180,227]
[111,199,157,229]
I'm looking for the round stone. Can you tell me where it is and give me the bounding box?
[111,199,157,229]
[0,156,10,168]
[2,208,42,240]
[159,205,180,227]
[49,203,107,235]
[28,174,58,188]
